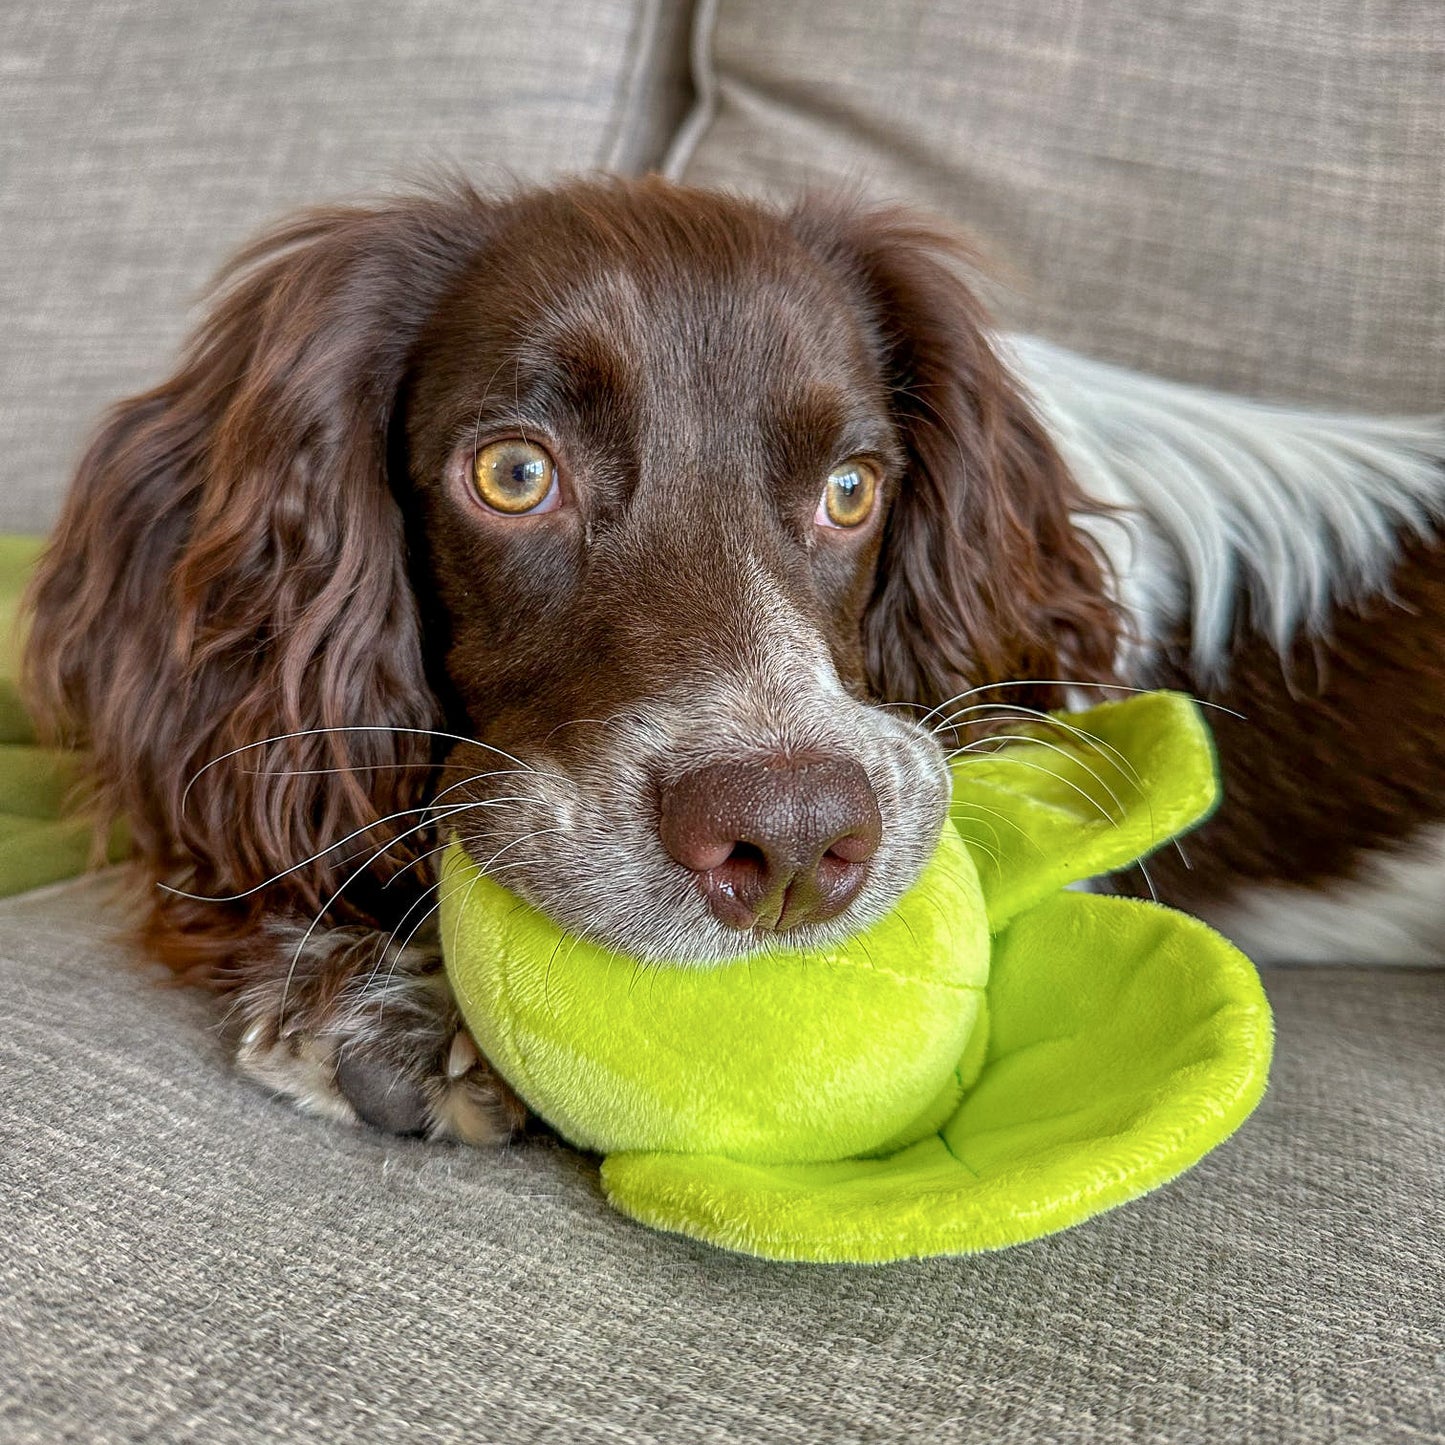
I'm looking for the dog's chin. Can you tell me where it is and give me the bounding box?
[642,887,916,968]
[466,807,951,969]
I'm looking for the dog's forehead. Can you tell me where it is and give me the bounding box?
[477,195,879,390]
[541,260,852,359]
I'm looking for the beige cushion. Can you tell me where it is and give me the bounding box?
[0,0,692,532]
[670,0,1445,412]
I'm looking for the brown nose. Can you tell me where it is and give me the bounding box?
[658,756,882,932]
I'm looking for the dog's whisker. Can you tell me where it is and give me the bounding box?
[542,919,574,1026]
[948,731,1131,825]
[442,826,568,984]
[949,746,1121,828]
[943,706,1146,814]
[425,788,542,822]
[180,725,537,817]
[939,700,1195,865]
[924,678,1248,728]
[916,681,1035,731]
[943,806,1004,856]
[375,863,505,1001]
[949,827,1003,871]
[298,815,570,1029]
[158,799,487,903]
[371,876,447,983]
[933,706,1041,730]
[435,825,570,973]
[237,758,516,780]
[384,832,563,988]
[430,771,542,807]
[929,705,1074,754]
[463,826,568,877]
[382,853,515,972]
[365,882,448,1029]
[935,701,1145,796]
[947,798,1046,854]
[1137,858,1160,904]
[527,894,633,1022]
[167,762,544,905]
[930,700,1060,735]
[541,708,656,746]
[555,925,593,988]
[278,805,501,1027]
[948,704,1201,870]
[375,810,537,896]
[367,860,519,1030]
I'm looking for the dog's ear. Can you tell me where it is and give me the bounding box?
[796,203,1121,718]
[24,188,490,974]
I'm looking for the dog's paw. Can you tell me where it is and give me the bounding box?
[333,1026,525,1146]
[228,925,526,1146]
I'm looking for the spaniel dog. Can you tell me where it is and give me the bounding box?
[24,177,1445,1142]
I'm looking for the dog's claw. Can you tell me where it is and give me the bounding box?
[446,1030,479,1079]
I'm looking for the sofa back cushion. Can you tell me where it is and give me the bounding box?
[1,0,692,531]
[669,0,1445,413]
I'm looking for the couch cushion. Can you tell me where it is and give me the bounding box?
[1,872,1440,1442]
[670,0,1445,413]
[0,0,693,534]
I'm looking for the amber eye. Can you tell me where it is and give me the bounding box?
[472,439,559,515]
[816,459,880,529]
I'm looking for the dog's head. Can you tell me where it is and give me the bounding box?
[26,178,1118,969]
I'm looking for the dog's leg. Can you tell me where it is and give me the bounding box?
[225,920,526,1144]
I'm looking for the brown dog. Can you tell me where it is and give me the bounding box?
[24,177,1444,1140]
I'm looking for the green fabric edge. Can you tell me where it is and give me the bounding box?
[600,893,1273,1264]
[0,535,45,746]
[0,536,130,895]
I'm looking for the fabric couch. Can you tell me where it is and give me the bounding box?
[3,2,1441,1439]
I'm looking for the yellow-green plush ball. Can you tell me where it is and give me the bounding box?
[439,825,989,1165]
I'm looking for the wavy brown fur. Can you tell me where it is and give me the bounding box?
[21,192,503,978]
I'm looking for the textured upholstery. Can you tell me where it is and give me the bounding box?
[0,0,693,533]
[1,874,1441,1442]
[669,0,1445,413]
[3,5,1443,1440]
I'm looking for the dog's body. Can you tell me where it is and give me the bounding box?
[24,178,1445,1141]
[1011,336,1445,962]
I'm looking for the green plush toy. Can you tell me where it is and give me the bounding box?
[441,692,1272,1263]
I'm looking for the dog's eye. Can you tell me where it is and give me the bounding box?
[472,439,559,515]
[816,459,880,530]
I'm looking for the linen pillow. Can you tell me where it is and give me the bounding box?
[1,0,693,532]
[668,0,1445,412]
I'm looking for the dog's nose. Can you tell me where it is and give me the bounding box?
[658,756,882,932]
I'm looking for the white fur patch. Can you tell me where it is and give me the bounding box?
[1009,334,1445,681]
[235,1027,359,1126]
[1201,825,1445,966]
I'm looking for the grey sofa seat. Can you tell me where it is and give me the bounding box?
[3,874,1441,1443]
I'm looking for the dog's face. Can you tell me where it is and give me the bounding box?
[404,189,948,960]
[28,178,1118,969]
